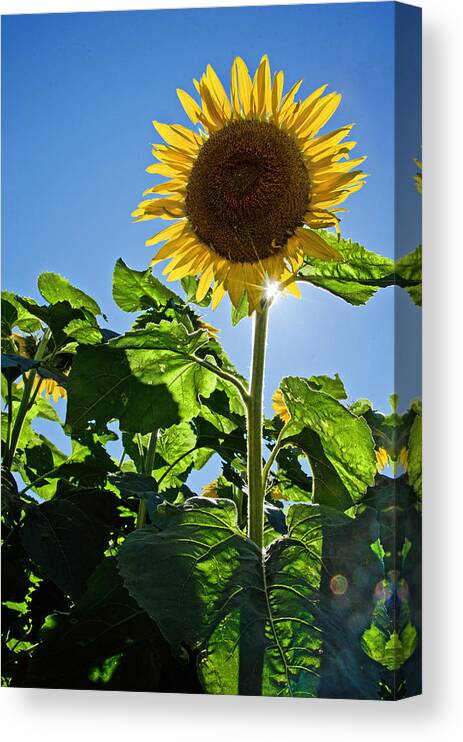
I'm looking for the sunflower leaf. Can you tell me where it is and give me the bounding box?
[117,497,323,697]
[395,246,422,306]
[308,372,347,400]
[181,275,212,307]
[280,376,376,507]
[21,488,121,600]
[113,258,181,312]
[1,291,42,333]
[297,231,394,305]
[231,292,250,326]
[118,497,387,697]
[65,321,218,434]
[25,557,184,692]
[38,273,101,316]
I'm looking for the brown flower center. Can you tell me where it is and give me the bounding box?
[185,119,310,263]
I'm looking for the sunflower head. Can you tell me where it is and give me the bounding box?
[17,373,67,403]
[134,55,366,313]
[272,389,291,424]
[201,479,219,498]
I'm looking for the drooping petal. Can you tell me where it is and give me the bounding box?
[295,227,343,261]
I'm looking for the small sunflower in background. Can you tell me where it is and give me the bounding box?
[374,446,409,473]
[17,373,67,403]
[375,447,389,471]
[12,333,69,403]
[133,55,366,313]
[414,159,422,194]
[272,389,290,424]
[201,479,219,498]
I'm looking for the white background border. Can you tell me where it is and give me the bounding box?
[1,0,462,739]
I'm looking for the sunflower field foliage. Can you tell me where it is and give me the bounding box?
[1,56,421,699]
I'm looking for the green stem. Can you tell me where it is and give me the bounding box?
[4,379,13,460]
[144,430,158,475]
[191,354,249,405]
[3,329,51,471]
[18,466,61,497]
[262,423,289,493]
[3,372,35,471]
[246,303,270,549]
[136,429,158,529]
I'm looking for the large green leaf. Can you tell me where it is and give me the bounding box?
[65,321,218,434]
[21,489,121,600]
[280,377,376,508]
[118,497,391,698]
[24,557,202,693]
[395,246,422,306]
[153,422,197,491]
[18,298,101,349]
[1,291,42,333]
[297,232,394,306]
[270,445,313,502]
[38,272,101,316]
[307,372,347,400]
[296,232,421,307]
[118,497,325,697]
[112,258,180,312]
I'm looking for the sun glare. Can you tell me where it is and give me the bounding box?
[264,281,281,302]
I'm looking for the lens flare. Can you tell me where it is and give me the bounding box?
[329,574,348,596]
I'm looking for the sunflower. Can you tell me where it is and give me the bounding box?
[17,372,67,403]
[133,55,366,313]
[375,447,389,471]
[11,333,70,403]
[272,389,290,424]
[201,479,219,498]
[414,159,422,194]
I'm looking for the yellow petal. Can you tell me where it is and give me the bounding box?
[295,227,342,261]
[145,220,187,247]
[176,88,202,125]
[143,180,186,196]
[298,93,342,138]
[164,243,204,273]
[150,231,197,263]
[204,64,232,120]
[211,282,226,310]
[271,70,284,116]
[226,266,245,307]
[277,79,304,123]
[152,121,201,153]
[198,76,227,130]
[251,54,271,117]
[133,197,185,220]
[231,56,252,115]
[283,275,301,298]
[303,125,353,156]
[146,162,181,178]
[196,264,215,301]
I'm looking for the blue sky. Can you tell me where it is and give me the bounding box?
[2,2,421,489]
